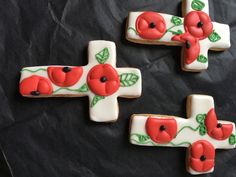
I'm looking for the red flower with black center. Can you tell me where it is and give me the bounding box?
[172,33,200,64]
[146,117,177,144]
[189,140,215,172]
[48,66,83,87]
[205,108,233,140]
[184,11,213,39]
[20,75,53,96]
[87,64,120,96]
[136,12,166,39]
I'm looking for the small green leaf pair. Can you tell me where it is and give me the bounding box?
[135,134,150,143]
[196,114,207,136]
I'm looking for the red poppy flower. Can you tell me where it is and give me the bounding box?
[48,66,83,87]
[172,33,200,64]
[87,64,120,96]
[189,140,215,172]
[20,75,53,96]
[184,11,213,39]
[205,108,233,140]
[145,117,177,144]
[136,12,166,39]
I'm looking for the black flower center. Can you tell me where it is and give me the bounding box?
[149,22,156,28]
[100,76,107,83]
[186,40,191,49]
[197,21,203,28]
[62,67,71,73]
[30,91,40,96]
[200,155,206,161]
[159,125,166,131]
[217,123,222,128]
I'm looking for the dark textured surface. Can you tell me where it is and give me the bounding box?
[0,0,236,177]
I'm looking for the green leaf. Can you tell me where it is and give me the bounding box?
[119,73,139,87]
[208,31,221,42]
[196,114,206,124]
[229,134,236,145]
[199,125,207,136]
[171,16,182,25]
[191,0,205,11]
[95,47,109,64]
[78,83,89,92]
[197,55,208,63]
[91,95,105,108]
[172,29,183,35]
[136,134,150,143]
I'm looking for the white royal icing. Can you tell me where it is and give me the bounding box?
[20,40,142,122]
[130,94,236,174]
[126,0,231,72]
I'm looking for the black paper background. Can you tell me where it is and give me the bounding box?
[0,0,236,177]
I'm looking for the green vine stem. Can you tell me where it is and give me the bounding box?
[130,134,191,146]
[127,27,139,35]
[130,125,200,147]
[53,84,89,94]
[175,125,200,137]
[53,88,83,94]
[164,24,183,35]
[21,68,47,73]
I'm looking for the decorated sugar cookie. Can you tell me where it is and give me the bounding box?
[126,0,231,72]
[130,95,236,174]
[19,40,142,122]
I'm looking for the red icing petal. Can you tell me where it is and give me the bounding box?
[188,26,204,38]
[211,128,224,140]
[184,11,213,39]
[136,12,166,39]
[156,21,166,33]
[172,33,200,64]
[171,34,183,42]
[156,131,172,143]
[137,18,149,31]
[20,75,53,96]
[190,158,214,172]
[50,69,66,84]
[202,22,213,38]
[205,109,233,140]
[202,159,215,172]
[87,64,120,96]
[89,65,104,79]
[48,67,83,87]
[88,79,107,96]
[190,140,215,172]
[146,117,177,144]
[64,68,83,86]
[199,12,211,24]
[37,79,52,94]
[105,81,120,95]
[190,158,204,172]
[185,11,200,27]
[191,143,204,158]
[205,108,218,131]
[103,64,119,80]
[184,39,200,64]
[221,124,233,139]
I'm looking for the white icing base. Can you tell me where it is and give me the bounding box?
[20,40,142,122]
[130,94,236,174]
[126,0,231,72]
